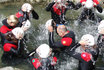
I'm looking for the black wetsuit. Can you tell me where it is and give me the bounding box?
[16,9,39,26]
[75,2,103,22]
[97,34,104,56]
[97,34,104,48]
[0,19,27,62]
[29,53,57,70]
[46,1,75,24]
[69,43,99,70]
[49,30,75,53]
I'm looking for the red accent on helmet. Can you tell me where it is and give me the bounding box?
[93,0,99,5]
[53,4,65,15]
[80,0,86,3]
[61,37,72,46]
[32,58,41,69]
[16,12,23,18]
[81,52,91,62]
[3,43,17,52]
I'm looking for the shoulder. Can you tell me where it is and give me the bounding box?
[16,10,24,18]
[80,0,86,3]
[31,58,41,69]
[61,37,72,46]
[0,25,9,34]
[81,52,92,62]
[3,43,17,51]
[93,0,99,5]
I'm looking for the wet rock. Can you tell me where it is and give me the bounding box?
[0,67,21,70]
[36,0,41,2]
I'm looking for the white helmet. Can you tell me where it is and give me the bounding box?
[45,19,53,29]
[36,44,52,58]
[55,0,61,3]
[81,34,95,46]
[12,27,24,39]
[22,20,31,31]
[85,0,93,9]
[21,3,33,12]
[98,20,104,34]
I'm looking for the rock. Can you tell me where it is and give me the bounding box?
[0,67,14,70]
[0,67,21,70]
[36,0,41,2]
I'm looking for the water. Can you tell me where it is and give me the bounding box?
[0,2,104,70]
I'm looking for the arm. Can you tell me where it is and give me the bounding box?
[49,31,75,48]
[49,32,65,48]
[74,2,82,10]
[46,2,55,11]
[95,4,103,13]
[69,43,86,62]
[97,34,104,48]
[32,10,39,19]
[66,1,76,9]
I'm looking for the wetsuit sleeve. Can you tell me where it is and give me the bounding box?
[0,33,6,45]
[31,10,39,19]
[67,1,75,9]
[46,2,55,11]
[30,58,41,69]
[49,32,66,48]
[28,49,36,57]
[10,47,18,55]
[97,34,103,48]
[9,40,22,55]
[3,43,19,55]
[69,43,90,62]
[74,2,82,10]
[18,12,29,24]
[89,47,99,61]
[95,4,103,13]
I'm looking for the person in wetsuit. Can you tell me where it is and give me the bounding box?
[46,0,75,25]
[1,27,24,63]
[97,20,104,57]
[69,34,99,70]
[16,3,39,26]
[28,44,57,70]
[48,24,76,54]
[0,15,19,46]
[75,0,103,23]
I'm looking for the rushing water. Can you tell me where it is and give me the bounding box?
[0,2,104,70]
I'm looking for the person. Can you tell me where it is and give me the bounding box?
[0,15,19,46]
[97,20,104,56]
[48,24,76,54]
[1,27,24,63]
[46,0,75,25]
[69,34,99,70]
[16,3,39,26]
[74,0,103,23]
[28,44,57,70]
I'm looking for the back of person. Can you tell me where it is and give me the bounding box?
[0,15,18,46]
[16,3,39,25]
[29,44,57,70]
[69,34,99,70]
